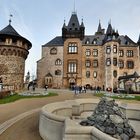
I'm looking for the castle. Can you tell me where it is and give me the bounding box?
[37,12,140,91]
[0,21,32,90]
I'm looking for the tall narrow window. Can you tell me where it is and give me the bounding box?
[113,45,117,53]
[85,60,91,67]
[93,60,98,67]
[68,62,77,73]
[85,49,91,56]
[93,71,97,78]
[106,46,111,54]
[86,71,90,78]
[119,60,124,69]
[126,50,133,57]
[119,50,124,57]
[93,49,98,57]
[68,43,78,54]
[113,58,117,66]
[106,58,111,66]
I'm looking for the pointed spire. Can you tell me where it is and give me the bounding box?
[62,19,66,28]
[67,13,80,29]
[106,21,113,35]
[97,20,102,32]
[80,18,84,27]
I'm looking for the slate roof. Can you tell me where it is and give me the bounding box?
[43,36,64,47]
[43,34,137,47]
[0,24,32,47]
[0,24,21,37]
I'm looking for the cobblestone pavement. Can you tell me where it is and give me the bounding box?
[0,88,139,140]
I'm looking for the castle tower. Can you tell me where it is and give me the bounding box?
[0,22,32,90]
[103,22,120,91]
[62,12,85,88]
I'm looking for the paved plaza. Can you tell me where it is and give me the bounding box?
[0,88,139,140]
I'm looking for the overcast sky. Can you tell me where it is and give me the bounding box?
[0,0,140,78]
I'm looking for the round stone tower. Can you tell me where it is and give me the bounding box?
[0,23,32,90]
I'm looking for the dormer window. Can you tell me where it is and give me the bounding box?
[85,39,90,44]
[92,39,97,45]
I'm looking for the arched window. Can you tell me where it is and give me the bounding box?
[50,48,57,54]
[55,59,62,65]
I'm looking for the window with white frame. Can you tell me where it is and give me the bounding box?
[113,45,117,53]
[85,60,91,67]
[93,60,98,67]
[93,49,98,57]
[126,50,133,57]
[68,61,77,73]
[85,49,91,56]
[106,46,111,54]
[106,58,111,66]
[68,43,78,54]
[119,50,124,57]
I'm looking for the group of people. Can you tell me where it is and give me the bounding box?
[72,85,103,96]
[72,85,86,95]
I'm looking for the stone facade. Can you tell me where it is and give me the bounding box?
[0,24,32,90]
[37,12,140,90]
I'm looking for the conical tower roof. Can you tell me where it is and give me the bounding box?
[0,24,21,37]
[67,13,80,30]
[0,24,32,48]
[97,21,102,33]
[106,23,113,35]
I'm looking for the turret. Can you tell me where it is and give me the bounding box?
[95,20,105,35]
[103,21,119,44]
[62,12,85,40]
[0,20,32,90]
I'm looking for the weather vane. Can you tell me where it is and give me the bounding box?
[9,14,13,25]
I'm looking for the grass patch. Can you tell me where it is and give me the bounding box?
[0,92,58,104]
[94,93,140,101]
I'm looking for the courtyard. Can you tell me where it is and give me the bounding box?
[0,88,140,140]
